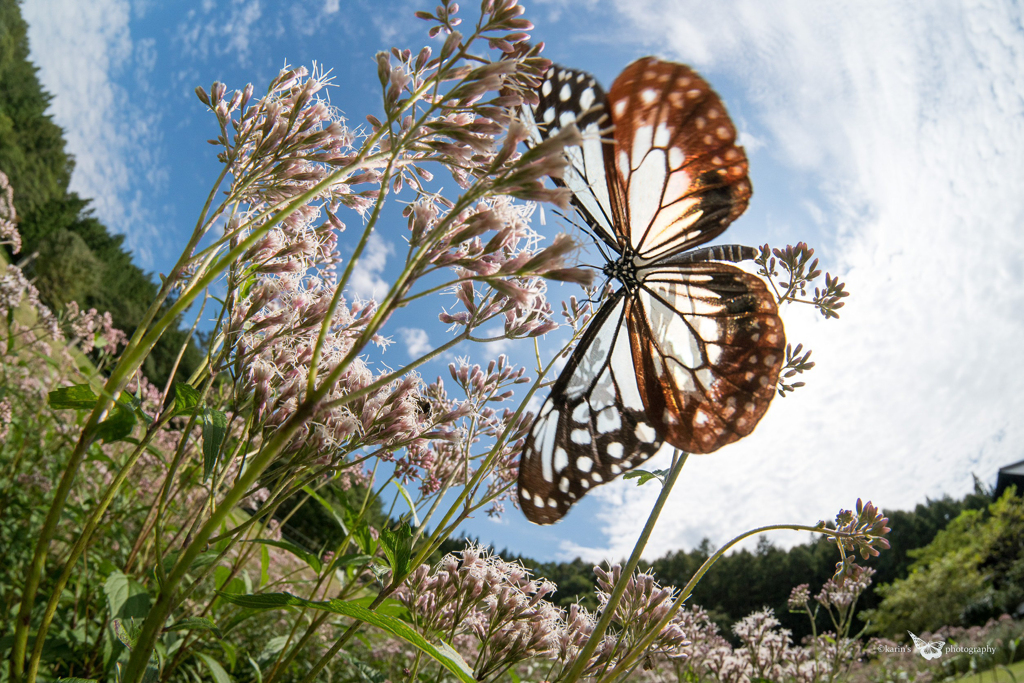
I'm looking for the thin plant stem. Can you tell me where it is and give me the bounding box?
[561,450,688,683]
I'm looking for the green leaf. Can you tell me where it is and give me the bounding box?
[379,523,412,579]
[393,481,420,527]
[260,544,270,587]
[195,652,231,683]
[338,652,388,683]
[111,618,141,649]
[166,617,222,638]
[172,383,202,416]
[247,656,263,683]
[302,485,348,533]
[329,553,373,572]
[56,678,100,683]
[48,384,98,409]
[218,593,475,683]
[350,517,377,557]
[202,408,228,481]
[349,595,409,619]
[95,402,137,443]
[623,469,664,486]
[104,571,150,619]
[248,539,322,573]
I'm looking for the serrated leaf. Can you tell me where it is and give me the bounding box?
[329,553,373,572]
[166,617,222,638]
[48,384,98,409]
[217,593,475,683]
[248,539,322,573]
[202,408,228,481]
[95,403,137,443]
[338,652,388,683]
[104,571,150,619]
[623,469,661,486]
[379,523,412,579]
[349,595,409,619]
[111,618,140,649]
[195,652,231,683]
[173,383,202,416]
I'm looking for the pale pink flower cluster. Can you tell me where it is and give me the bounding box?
[432,196,590,338]
[0,397,13,440]
[394,549,699,680]
[64,301,128,354]
[817,565,875,609]
[0,171,21,254]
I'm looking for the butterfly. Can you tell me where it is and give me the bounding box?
[516,57,786,525]
[907,631,945,660]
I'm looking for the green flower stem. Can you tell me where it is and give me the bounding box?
[562,451,688,683]
[24,411,176,683]
[9,152,375,682]
[599,523,850,682]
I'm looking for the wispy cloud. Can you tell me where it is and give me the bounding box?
[348,232,395,301]
[22,0,168,266]
[175,0,264,65]
[558,0,1024,561]
[397,327,432,358]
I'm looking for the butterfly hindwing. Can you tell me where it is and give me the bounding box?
[518,295,661,524]
[628,262,785,454]
[605,58,752,263]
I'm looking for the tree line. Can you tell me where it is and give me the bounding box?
[0,0,200,386]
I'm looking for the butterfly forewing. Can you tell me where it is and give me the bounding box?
[628,263,784,454]
[605,59,752,263]
[524,66,620,250]
[518,295,661,524]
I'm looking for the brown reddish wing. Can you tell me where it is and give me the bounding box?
[627,263,784,454]
[605,58,752,262]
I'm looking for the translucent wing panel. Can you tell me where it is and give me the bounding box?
[627,262,784,454]
[524,65,621,250]
[518,294,662,524]
[605,58,752,263]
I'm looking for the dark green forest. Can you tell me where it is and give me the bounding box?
[444,486,996,644]
[0,0,200,386]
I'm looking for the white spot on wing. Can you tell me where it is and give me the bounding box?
[554,447,569,474]
[559,83,571,101]
[571,428,591,445]
[579,87,595,111]
[596,407,621,433]
[636,422,658,443]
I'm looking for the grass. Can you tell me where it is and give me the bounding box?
[954,658,1024,683]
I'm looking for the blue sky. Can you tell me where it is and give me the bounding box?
[21,0,1024,563]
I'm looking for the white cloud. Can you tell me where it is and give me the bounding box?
[397,327,432,358]
[348,232,395,300]
[175,0,264,64]
[563,0,1024,561]
[22,0,168,265]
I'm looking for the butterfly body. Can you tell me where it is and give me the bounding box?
[517,58,785,525]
